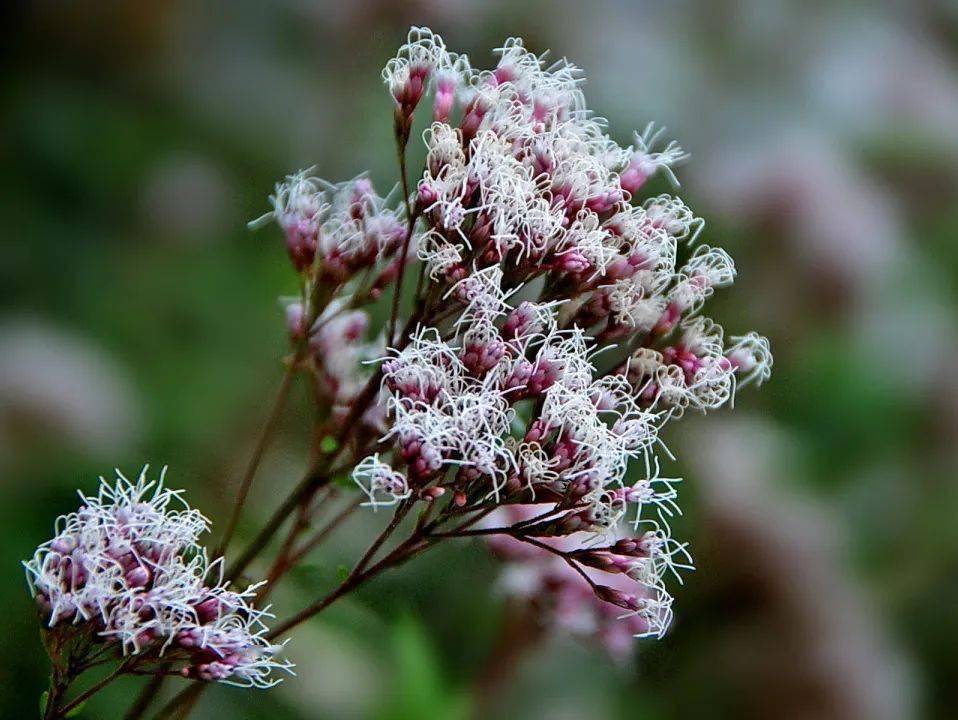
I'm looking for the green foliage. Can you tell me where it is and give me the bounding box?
[375,616,470,720]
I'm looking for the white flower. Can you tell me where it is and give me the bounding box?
[620,122,690,193]
[643,194,705,244]
[23,467,292,687]
[726,332,774,388]
[417,229,464,280]
[382,26,450,109]
[263,168,328,233]
[352,455,412,509]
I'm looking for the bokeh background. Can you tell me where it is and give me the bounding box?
[3,1,958,717]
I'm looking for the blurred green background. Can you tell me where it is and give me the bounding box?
[3,1,958,718]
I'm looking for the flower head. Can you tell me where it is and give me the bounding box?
[257,26,772,651]
[23,467,292,687]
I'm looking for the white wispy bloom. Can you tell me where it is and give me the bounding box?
[303,25,771,650]
[24,467,292,687]
[620,122,690,193]
[352,455,412,509]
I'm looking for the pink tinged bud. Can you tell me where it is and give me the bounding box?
[529,359,563,396]
[594,585,642,612]
[569,473,602,498]
[285,303,306,341]
[433,74,457,122]
[194,597,223,624]
[420,486,446,500]
[461,338,507,376]
[396,63,431,116]
[460,98,489,144]
[504,360,533,395]
[502,302,541,341]
[505,358,562,398]
[554,249,591,275]
[374,217,407,256]
[653,302,683,335]
[662,345,706,385]
[177,629,200,648]
[125,566,151,587]
[586,187,624,214]
[619,160,651,196]
[400,434,444,481]
[550,437,579,473]
[283,220,318,273]
[349,178,375,220]
[417,181,439,209]
[605,253,645,282]
[469,217,492,247]
[453,491,467,507]
[447,264,468,283]
[612,538,642,555]
[524,419,552,444]
[577,551,634,574]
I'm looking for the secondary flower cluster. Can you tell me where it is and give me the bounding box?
[487,505,670,659]
[23,468,291,687]
[260,27,771,649]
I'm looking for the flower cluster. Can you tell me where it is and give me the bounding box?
[487,505,672,659]
[23,467,292,687]
[262,172,406,280]
[263,173,403,423]
[259,27,771,649]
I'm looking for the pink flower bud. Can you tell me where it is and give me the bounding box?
[285,303,306,341]
[619,161,651,196]
[502,302,542,342]
[125,566,151,587]
[555,249,591,275]
[420,486,446,500]
[395,63,431,116]
[417,181,439,209]
[433,72,457,122]
[284,221,318,272]
[461,338,507,376]
[594,585,642,612]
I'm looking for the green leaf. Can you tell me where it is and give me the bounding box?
[66,700,87,717]
[336,564,350,581]
[376,615,471,720]
[39,691,49,715]
[320,435,339,454]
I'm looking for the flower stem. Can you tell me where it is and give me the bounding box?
[122,671,167,720]
[224,295,439,582]
[386,113,419,346]
[57,657,135,717]
[43,665,70,720]
[214,355,301,558]
[150,682,204,720]
[266,518,432,640]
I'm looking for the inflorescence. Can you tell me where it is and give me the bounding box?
[26,27,771,717]
[24,468,292,687]
[262,27,771,650]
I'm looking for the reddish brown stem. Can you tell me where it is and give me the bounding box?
[215,355,301,558]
